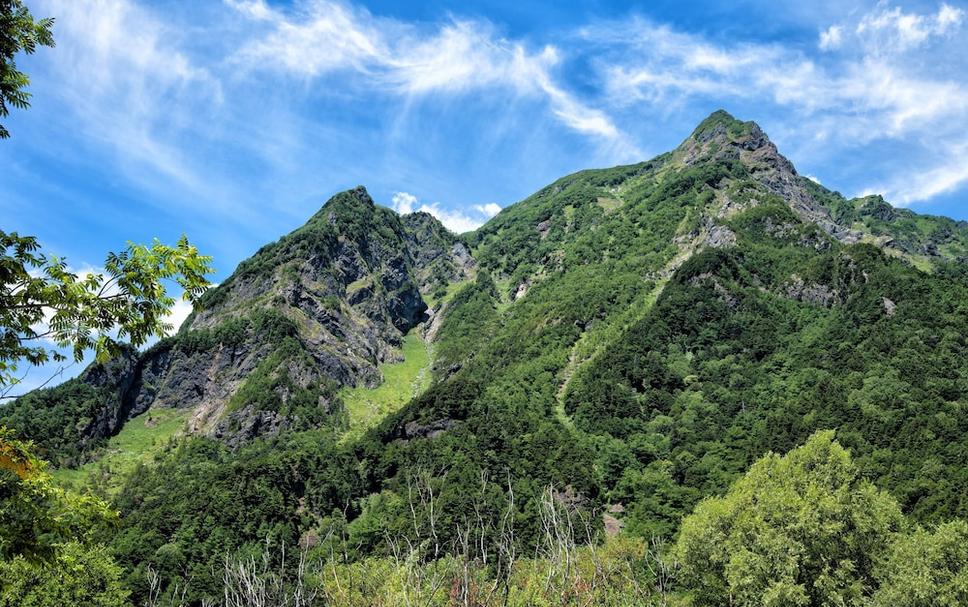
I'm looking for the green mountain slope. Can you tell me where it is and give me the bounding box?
[805,178,968,267]
[3,110,967,604]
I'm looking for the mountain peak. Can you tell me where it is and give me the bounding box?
[675,110,866,244]
[325,185,375,209]
[686,109,768,150]
[308,185,377,227]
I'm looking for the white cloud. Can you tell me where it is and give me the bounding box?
[819,25,843,50]
[855,3,964,52]
[227,0,625,143]
[599,17,966,137]
[223,0,274,21]
[474,203,502,217]
[36,0,228,206]
[938,3,965,29]
[877,140,968,204]
[231,0,384,76]
[591,12,968,204]
[805,175,822,184]
[392,192,498,232]
[391,191,417,214]
[18,0,968,220]
[415,203,487,233]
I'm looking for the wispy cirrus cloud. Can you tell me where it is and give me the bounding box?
[224,0,628,147]
[853,2,963,52]
[594,16,965,136]
[585,3,968,204]
[821,3,964,53]
[10,0,968,234]
[36,0,223,194]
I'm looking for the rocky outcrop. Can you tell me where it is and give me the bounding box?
[783,274,841,307]
[402,417,458,440]
[681,111,863,245]
[72,347,142,451]
[399,211,476,295]
[705,224,737,248]
[24,187,477,453]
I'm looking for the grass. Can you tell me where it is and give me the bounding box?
[340,331,432,442]
[596,197,623,213]
[52,407,190,495]
[424,278,472,310]
[346,276,371,294]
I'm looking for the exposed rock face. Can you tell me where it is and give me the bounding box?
[883,297,897,316]
[35,187,470,450]
[858,196,897,221]
[602,512,625,537]
[705,224,737,248]
[681,111,863,244]
[402,417,458,440]
[72,348,141,451]
[536,219,552,239]
[783,274,841,308]
[399,211,476,294]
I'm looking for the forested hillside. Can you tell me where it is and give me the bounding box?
[3,111,967,606]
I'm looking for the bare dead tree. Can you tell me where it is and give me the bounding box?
[538,484,578,595]
[220,539,320,607]
[143,566,193,607]
[145,474,677,607]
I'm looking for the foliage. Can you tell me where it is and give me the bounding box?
[317,536,676,607]
[804,179,968,266]
[110,432,362,603]
[0,541,129,607]
[0,427,116,564]
[0,431,127,605]
[871,519,968,607]
[0,232,213,390]
[565,213,968,530]
[675,431,903,606]
[7,110,968,604]
[429,271,500,378]
[0,379,117,464]
[0,0,54,139]
[52,407,190,497]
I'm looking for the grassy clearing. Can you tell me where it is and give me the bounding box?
[423,278,471,310]
[52,407,190,494]
[596,196,623,213]
[340,331,432,442]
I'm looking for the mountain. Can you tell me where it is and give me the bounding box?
[3,110,966,602]
[2,186,474,461]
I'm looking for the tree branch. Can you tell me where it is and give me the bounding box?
[0,362,75,399]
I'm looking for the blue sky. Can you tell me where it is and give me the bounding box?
[2,0,967,391]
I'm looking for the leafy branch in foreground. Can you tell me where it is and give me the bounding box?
[0,427,117,564]
[0,0,55,139]
[0,231,213,391]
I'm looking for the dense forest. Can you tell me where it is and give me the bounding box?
[3,110,968,606]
